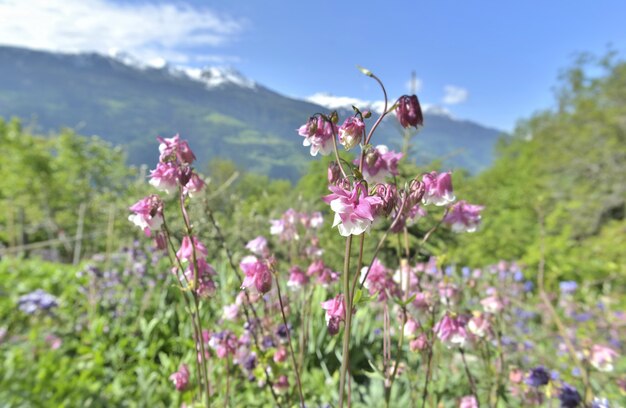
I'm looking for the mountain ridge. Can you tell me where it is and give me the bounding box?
[0,45,505,180]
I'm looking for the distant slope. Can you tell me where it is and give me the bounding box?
[0,46,504,180]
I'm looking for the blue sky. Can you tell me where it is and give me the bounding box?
[1,0,624,131]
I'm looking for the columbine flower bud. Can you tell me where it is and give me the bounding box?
[338,116,365,150]
[328,161,341,184]
[395,95,423,129]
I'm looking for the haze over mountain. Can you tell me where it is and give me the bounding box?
[0,46,504,180]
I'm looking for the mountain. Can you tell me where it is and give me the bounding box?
[0,46,504,180]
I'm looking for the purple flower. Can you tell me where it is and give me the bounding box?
[323,182,383,236]
[559,281,578,294]
[395,95,423,128]
[18,290,59,314]
[559,384,582,408]
[158,134,196,165]
[321,294,346,336]
[526,366,550,387]
[444,200,484,233]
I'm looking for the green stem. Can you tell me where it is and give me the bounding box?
[338,235,353,408]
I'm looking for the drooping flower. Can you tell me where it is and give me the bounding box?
[287,265,309,289]
[395,94,423,128]
[149,162,180,194]
[240,255,272,294]
[323,182,383,237]
[443,200,484,233]
[360,145,403,184]
[270,208,300,241]
[338,116,365,150]
[183,173,205,197]
[273,347,288,363]
[298,116,336,156]
[306,260,338,286]
[321,294,346,336]
[480,294,505,314]
[273,375,290,394]
[128,195,164,236]
[246,236,269,257]
[208,330,238,359]
[434,314,467,347]
[360,258,397,300]
[559,281,578,295]
[169,364,190,391]
[409,334,428,351]
[589,344,619,372]
[182,258,217,297]
[422,171,455,206]
[467,312,492,338]
[176,236,209,263]
[158,134,196,165]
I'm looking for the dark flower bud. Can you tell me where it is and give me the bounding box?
[395,95,424,129]
[327,316,341,336]
[328,161,341,184]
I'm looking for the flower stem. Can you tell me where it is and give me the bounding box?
[338,235,353,408]
[274,274,306,407]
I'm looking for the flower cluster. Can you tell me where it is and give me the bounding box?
[18,289,59,314]
[149,134,205,196]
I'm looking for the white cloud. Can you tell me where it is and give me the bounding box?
[0,0,244,64]
[442,85,469,105]
[306,93,388,114]
[306,93,451,118]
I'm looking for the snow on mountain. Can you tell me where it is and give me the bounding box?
[180,66,256,89]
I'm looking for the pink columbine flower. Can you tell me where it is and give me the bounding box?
[222,304,239,321]
[240,256,272,294]
[270,208,300,241]
[422,171,455,206]
[410,333,428,351]
[459,395,478,408]
[480,295,505,314]
[246,236,269,257]
[589,345,619,372]
[309,211,324,229]
[45,334,62,350]
[169,364,190,391]
[273,347,288,363]
[360,145,403,184]
[338,116,365,150]
[158,134,196,165]
[444,200,484,233]
[298,116,336,156]
[176,236,209,263]
[321,294,346,336]
[361,258,396,300]
[182,258,217,297]
[323,182,383,236]
[183,173,205,197]
[128,195,163,236]
[273,375,290,394]
[434,314,467,347]
[149,162,180,194]
[287,265,309,289]
[395,95,423,129]
[467,313,492,338]
[404,319,420,337]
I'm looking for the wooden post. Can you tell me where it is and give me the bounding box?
[73,203,87,265]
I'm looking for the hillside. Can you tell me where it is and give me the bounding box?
[0,46,503,179]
